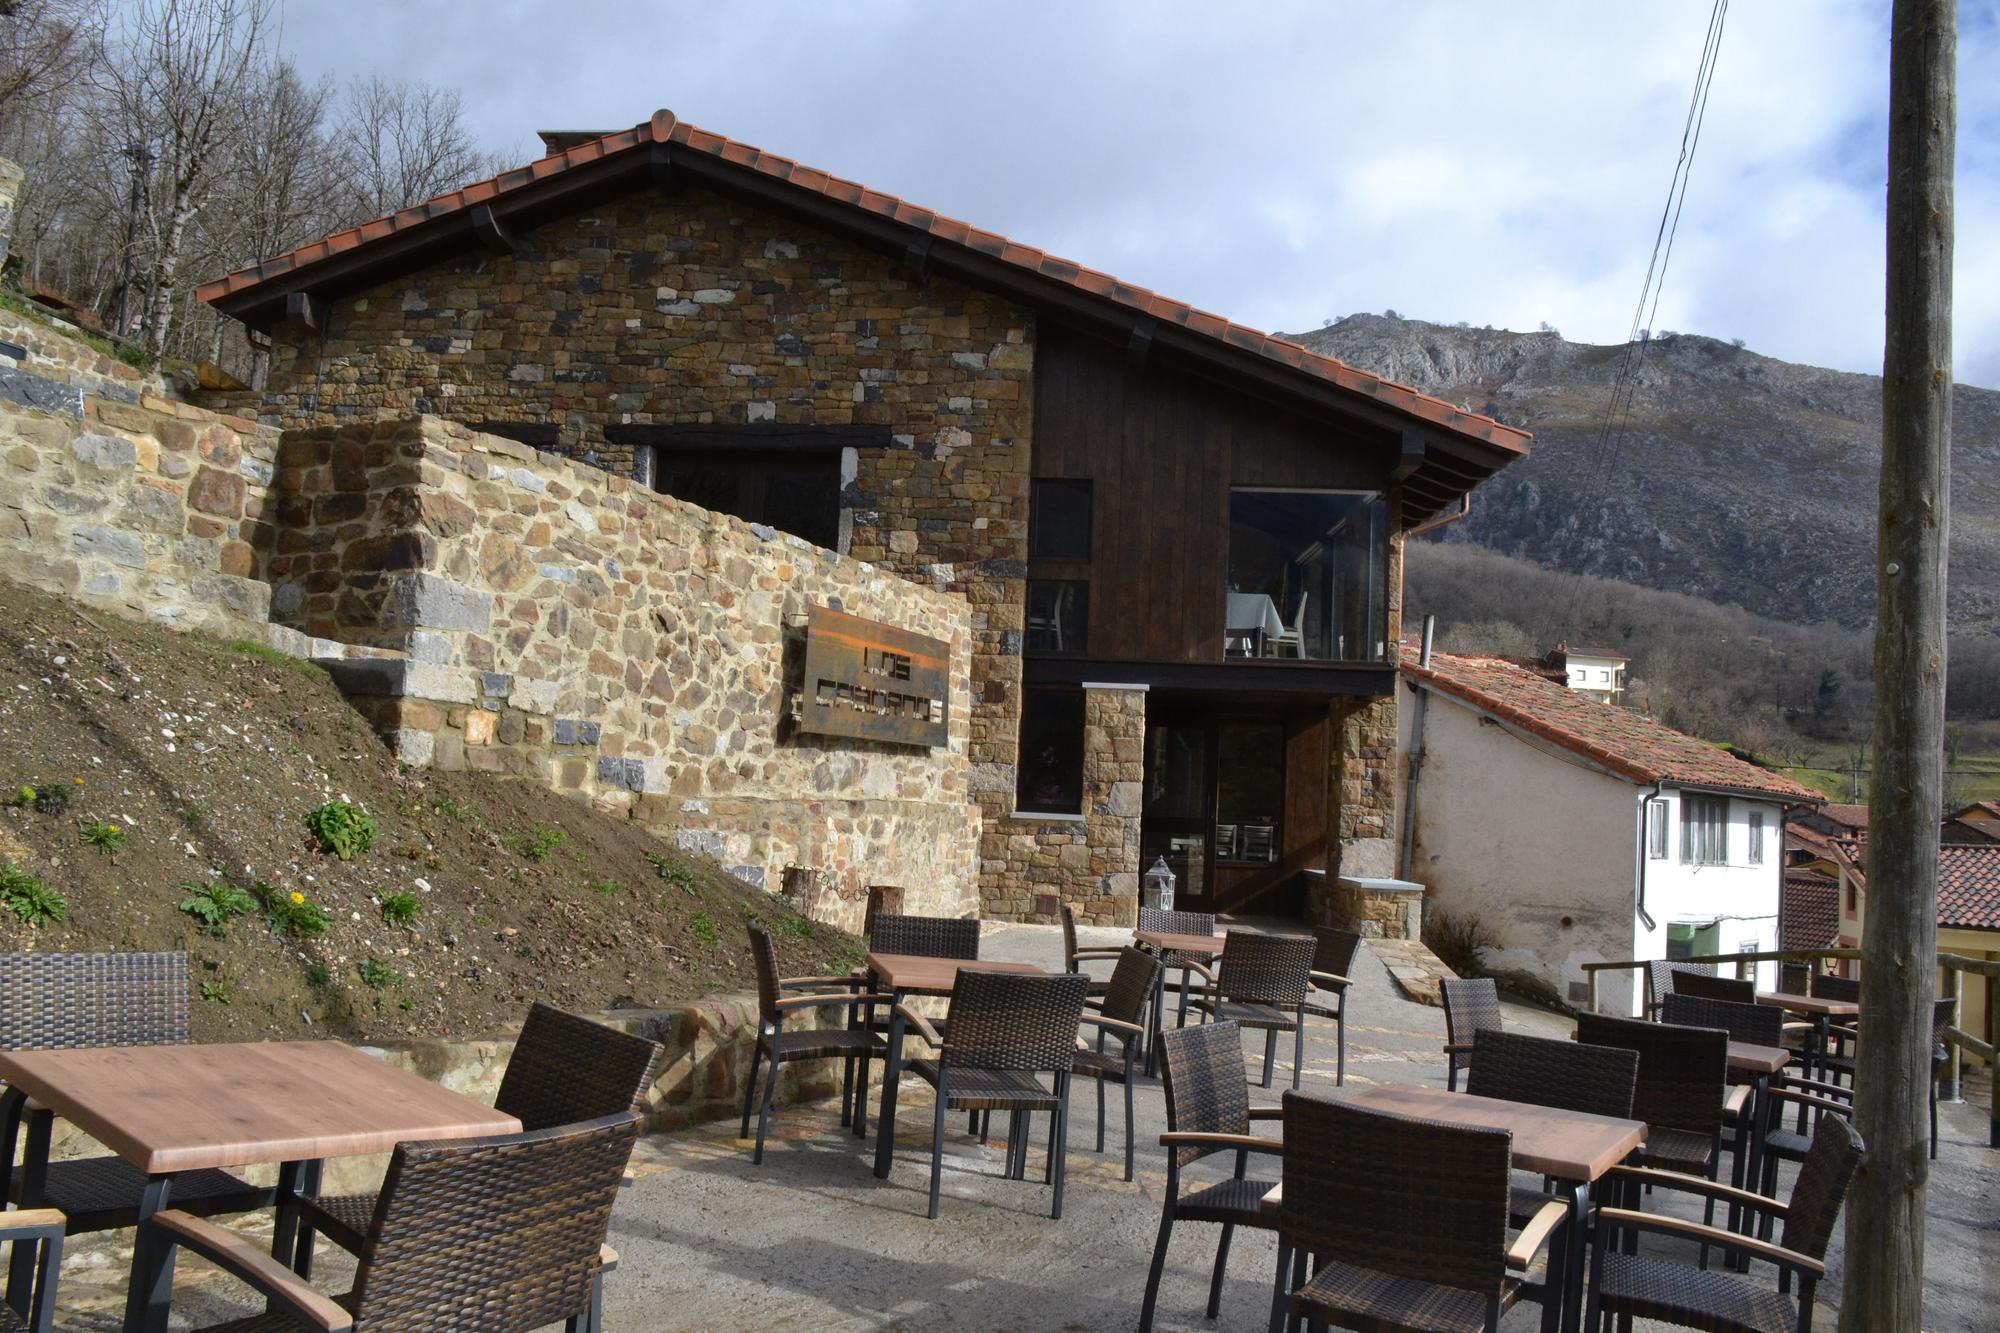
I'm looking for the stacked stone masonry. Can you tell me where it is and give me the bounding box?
[275,416,980,916]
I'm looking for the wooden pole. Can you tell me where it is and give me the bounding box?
[1842,3,1954,1329]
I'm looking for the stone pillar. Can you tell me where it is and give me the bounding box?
[1078,684,1147,926]
[0,157,23,274]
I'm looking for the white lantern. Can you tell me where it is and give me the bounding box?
[1143,855,1176,912]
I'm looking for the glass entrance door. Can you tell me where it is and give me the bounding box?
[1140,713,1291,913]
[1141,721,1208,909]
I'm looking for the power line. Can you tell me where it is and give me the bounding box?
[1548,0,1731,636]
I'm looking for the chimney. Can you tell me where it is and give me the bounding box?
[0,156,23,275]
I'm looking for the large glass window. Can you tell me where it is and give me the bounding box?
[1030,480,1093,560]
[1016,690,1086,815]
[1226,489,1387,661]
[1682,796,1729,866]
[1025,581,1088,654]
[1215,722,1284,862]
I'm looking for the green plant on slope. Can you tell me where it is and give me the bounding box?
[644,851,697,892]
[358,957,403,990]
[80,818,127,858]
[199,980,231,1005]
[305,801,377,861]
[689,911,718,943]
[178,881,257,936]
[261,885,330,938]
[379,891,421,927]
[0,866,64,927]
[509,824,567,863]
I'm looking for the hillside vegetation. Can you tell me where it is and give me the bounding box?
[0,582,858,1043]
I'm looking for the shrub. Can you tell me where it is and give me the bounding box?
[508,824,567,862]
[358,957,403,990]
[79,819,127,857]
[199,980,231,1005]
[261,885,330,938]
[305,801,377,861]
[0,865,64,927]
[178,881,257,935]
[689,911,718,943]
[379,891,420,927]
[1423,907,1495,979]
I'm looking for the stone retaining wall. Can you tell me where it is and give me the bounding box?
[275,415,981,915]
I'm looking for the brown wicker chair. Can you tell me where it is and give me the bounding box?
[870,911,981,960]
[1138,1021,1284,1333]
[0,1207,64,1333]
[1138,906,1217,1029]
[0,951,273,1290]
[1187,931,1316,1089]
[1067,946,1160,1180]
[1809,996,1955,1158]
[1442,977,1503,1092]
[1061,904,1120,998]
[1756,1072,1852,1211]
[292,1000,663,1280]
[153,1112,642,1333]
[1270,1090,1567,1333]
[1467,1028,1638,1232]
[1645,960,1716,1018]
[1661,993,1785,1049]
[1673,971,1757,1005]
[1587,1113,1865,1333]
[882,969,1088,1220]
[739,925,892,1163]
[1301,927,1361,1087]
[1806,973,1858,1004]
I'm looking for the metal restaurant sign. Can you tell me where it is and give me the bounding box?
[796,604,950,748]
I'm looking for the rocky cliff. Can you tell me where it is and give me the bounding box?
[1288,315,2000,634]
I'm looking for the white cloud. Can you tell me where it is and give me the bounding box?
[274,0,2000,386]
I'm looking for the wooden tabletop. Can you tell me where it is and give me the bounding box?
[1757,992,1859,1018]
[866,952,1043,995]
[1346,1085,1646,1182]
[1135,930,1226,957]
[0,1041,522,1175]
[1727,1041,1793,1075]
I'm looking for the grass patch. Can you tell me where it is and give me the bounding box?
[689,911,718,944]
[589,879,624,897]
[305,964,331,988]
[0,865,65,927]
[645,850,698,892]
[379,891,420,927]
[508,824,568,862]
[227,641,326,679]
[358,957,403,990]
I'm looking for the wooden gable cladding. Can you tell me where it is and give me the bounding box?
[1031,321,1397,668]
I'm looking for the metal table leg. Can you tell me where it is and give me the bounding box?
[121,1174,176,1333]
[873,990,909,1180]
[4,1090,48,1316]
[1559,1180,1590,1333]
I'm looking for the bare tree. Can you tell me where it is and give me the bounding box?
[0,0,100,130]
[333,74,501,219]
[94,0,271,352]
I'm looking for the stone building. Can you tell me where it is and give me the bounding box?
[199,110,1529,927]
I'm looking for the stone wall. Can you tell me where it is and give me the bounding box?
[1330,523,1407,887]
[275,415,980,915]
[238,186,1035,920]
[1,308,169,416]
[989,684,1145,925]
[0,350,281,639]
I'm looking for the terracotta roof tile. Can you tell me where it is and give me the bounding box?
[1402,649,1824,802]
[1939,845,2000,931]
[1818,803,1869,830]
[1781,871,1840,951]
[196,109,1529,455]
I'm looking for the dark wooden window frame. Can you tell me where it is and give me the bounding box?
[1015,688,1088,817]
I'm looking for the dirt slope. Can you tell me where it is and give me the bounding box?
[0,581,860,1042]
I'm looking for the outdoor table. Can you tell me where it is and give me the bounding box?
[1263,1085,1646,1333]
[0,1040,522,1333]
[1756,990,1857,1082]
[1134,929,1226,1077]
[867,953,1044,1180]
[1724,1040,1792,1257]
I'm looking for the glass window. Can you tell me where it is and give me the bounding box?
[1016,691,1085,815]
[1024,580,1088,654]
[1030,480,1092,561]
[1681,795,1729,866]
[1216,722,1283,862]
[1646,799,1669,859]
[1226,489,1386,661]
[652,448,840,550]
[1747,811,1766,864]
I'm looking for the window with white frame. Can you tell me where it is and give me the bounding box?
[1645,799,1669,859]
[1681,795,1729,866]
[1747,811,1766,864]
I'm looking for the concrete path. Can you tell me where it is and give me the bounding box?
[59,922,2000,1330]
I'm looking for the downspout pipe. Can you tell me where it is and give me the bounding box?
[1634,781,1663,933]
[1397,616,1437,881]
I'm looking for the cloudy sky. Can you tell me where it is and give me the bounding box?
[275,1,1999,387]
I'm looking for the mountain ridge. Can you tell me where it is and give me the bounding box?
[1286,315,2000,635]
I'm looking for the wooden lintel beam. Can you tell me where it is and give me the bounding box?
[469,204,517,256]
[649,144,677,192]
[902,234,932,279]
[1125,317,1156,377]
[284,291,319,333]
[1392,426,1426,481]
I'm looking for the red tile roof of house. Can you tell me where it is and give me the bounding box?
[1817,803,1870,831]
[1403,649,1824,802]
[197,109,1529,457]
[1939,845,2000,932]
[1781,870,1841,951]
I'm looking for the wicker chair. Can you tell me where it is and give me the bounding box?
[1756,1072,1853,1212]
[293,1001,663,1277]
[1270,1091,1567,1333]
[739,925,892,1163]
[1067,946,1160,1181]
[1587,1113,1865,1333]
[1673,971,1757,1005]
[1061,904,1120,998]
[1644,960,1716,1018]
[1779,962,1812,996]
[1300,927,1361,1087]
[882,969,1088,1220]
[1811,997,1956,1158]
[870,911,981,960]
[1187,931,1316,1089]
[1807,973,1859,1004]
[0,1207,64,1333]
[1138,1022,1284,1333]
[153,1113,642,1333]
[1441,977,1503,1092]
[1466,1028,1638,1232]
[1661,992,1784,1047]
[0,952,273,1287]
[1138,907,1216,1029]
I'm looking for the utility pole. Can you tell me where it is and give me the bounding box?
[113,142,151,341]
[1842,2,1954,1330]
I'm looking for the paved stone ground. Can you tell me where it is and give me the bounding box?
[41,922,2000,1330]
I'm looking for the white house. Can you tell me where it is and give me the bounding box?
[1396,648,1823,1015]
[1557,645,1628,704]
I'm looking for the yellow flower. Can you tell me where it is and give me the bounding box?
[73,778,84,786]
[289,891,305,905]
